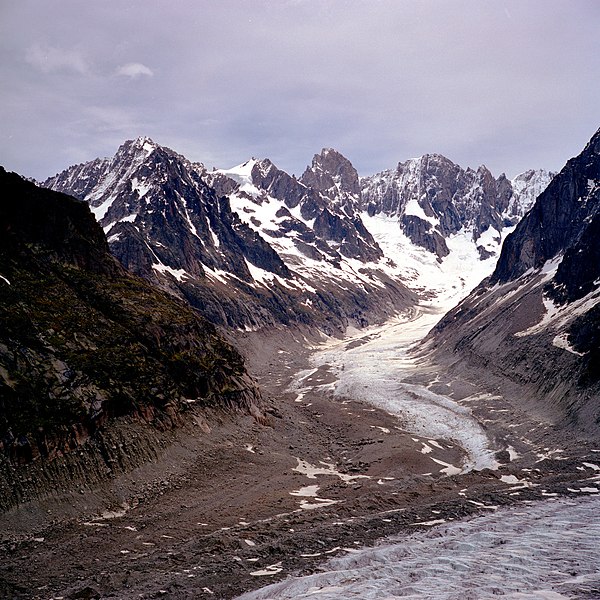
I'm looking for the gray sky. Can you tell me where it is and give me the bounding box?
[1,0,599,181]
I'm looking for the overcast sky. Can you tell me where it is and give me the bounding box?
[1,0,599,181]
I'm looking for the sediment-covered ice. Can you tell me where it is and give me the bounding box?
[237,495,600,599]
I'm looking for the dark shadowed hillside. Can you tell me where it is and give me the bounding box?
[0,168,261,511]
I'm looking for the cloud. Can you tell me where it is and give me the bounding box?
[115,62,154,79]
[25,44,89,75]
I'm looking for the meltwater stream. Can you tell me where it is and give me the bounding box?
[238,495,600,599]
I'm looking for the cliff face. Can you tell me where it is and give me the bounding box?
[360,154,553,260]
[0,168,261,511]
[429,128,600,433]
[491,131,600,285]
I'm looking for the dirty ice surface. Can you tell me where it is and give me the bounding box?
[294,299,498,472]
[237,495,600,599]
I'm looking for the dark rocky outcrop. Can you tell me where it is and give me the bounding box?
[300,147,361,202]
[401,214,449,258]
[491,131,600,284]
[0,167,262,511]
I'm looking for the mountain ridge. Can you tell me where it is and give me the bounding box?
[429,127,600,433]
[43,138,553,333]
[0,166,262,510]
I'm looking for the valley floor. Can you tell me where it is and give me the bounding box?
[1,312,599,599]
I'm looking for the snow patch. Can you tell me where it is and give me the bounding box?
[90,196,114,221]
[152,263,188,282]
[404,198,439,227]
[292,457,370,484]
[290,485,320,497]
[131,176,152,198]
[552,333,585,356]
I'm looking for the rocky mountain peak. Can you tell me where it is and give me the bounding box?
[123,135,158,153]
[300,148,360,199]
[360,152,554,261]
[507,168,557,219]
[108,136,164,171]
[491,128,600,285]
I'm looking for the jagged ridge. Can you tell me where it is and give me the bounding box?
[429,127,600,433]
[44,138,552,334]
[46,140,417,332]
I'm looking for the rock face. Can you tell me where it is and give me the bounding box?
[0,167,261,511]
[360,154,554,260]
[46,140,416,332]
[300,148,362,203]
[430,128,600,433]
[209,152,384,266]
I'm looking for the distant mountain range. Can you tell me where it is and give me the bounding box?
[44,139,553,331]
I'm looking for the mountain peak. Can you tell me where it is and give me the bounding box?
[300,148,360,198]
[310,147,353,169]
[119,136,159,157]
[492,128,600,285]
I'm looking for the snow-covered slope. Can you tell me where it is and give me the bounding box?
[208,148,552,308]
[205,155,406,303]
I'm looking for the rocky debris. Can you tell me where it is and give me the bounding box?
[0,317,597,600]
[0,168,262,511]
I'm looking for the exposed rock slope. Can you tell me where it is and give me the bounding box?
[360,154,553,260]
[430,128,600,433]
[0,167,261,511]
